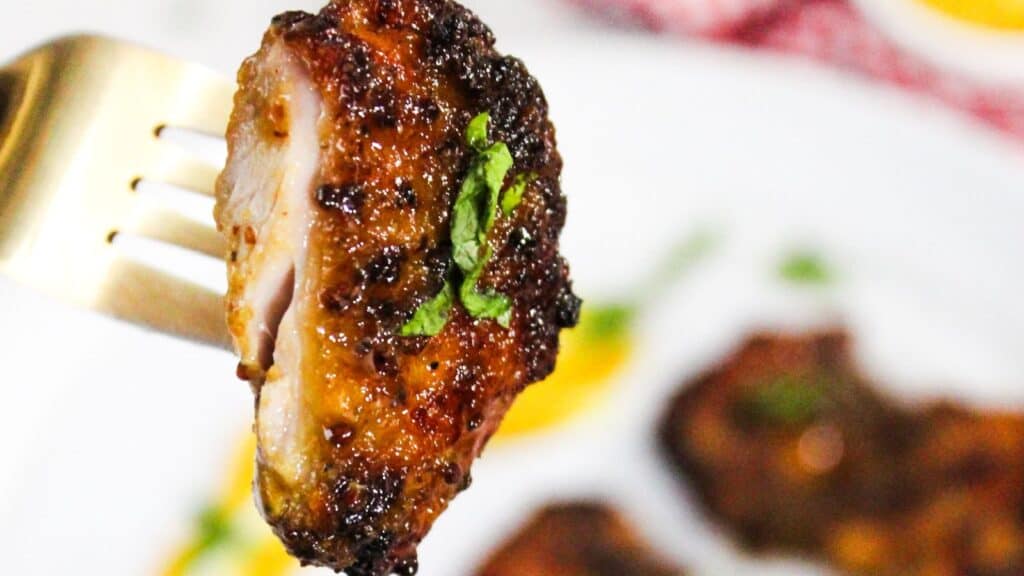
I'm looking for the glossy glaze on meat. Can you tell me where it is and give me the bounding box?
[660,331,1024,575]
[214,1,578,573]
[475,502,686,576]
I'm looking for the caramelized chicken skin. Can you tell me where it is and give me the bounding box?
[475,503,687,576]
[661,331,1024,575]
[214,1,578,573]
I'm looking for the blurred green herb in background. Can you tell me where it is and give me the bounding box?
[583,229,720,343]
[742,376,827,426]
[779,250,834,286]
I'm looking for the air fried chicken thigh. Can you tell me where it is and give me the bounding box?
[214,1,578,573]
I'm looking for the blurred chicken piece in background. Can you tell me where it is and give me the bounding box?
[661,330,1024,575]
[475,502,686,576]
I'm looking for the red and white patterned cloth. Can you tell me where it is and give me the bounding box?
[571,0,1024,142]
[570,0,789,36]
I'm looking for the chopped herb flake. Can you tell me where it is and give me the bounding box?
[780,251,833,285]
[451,115,512,275]
[466,112,491,152]
[402,112,518,337]
[580,304,634,342]
[501,173,534,214]
[400,281,456,337]
[195,505,233,555]
[460,247,512,327]
[742,376,826,426]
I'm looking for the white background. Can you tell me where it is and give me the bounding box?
[2,1,1024,575]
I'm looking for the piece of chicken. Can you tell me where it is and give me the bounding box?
[660,331,917,552]
[214,1,579,574]
[660,331,1024,575]
[475,502,687,576]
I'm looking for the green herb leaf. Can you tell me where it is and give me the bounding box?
[400,281,456,337]
[501,173,534,214]
[743,376,826,426]
[466,112,491,152]
[779,251,833,285]
[462,289,512,327]
[451,124,513,275]
[403,112,517,338]
[452,170,488,273]
[195,505,233,555]
[580,304,635,342]
[481,143,513,233]
[449,115,513,325]
[459,247,512,327]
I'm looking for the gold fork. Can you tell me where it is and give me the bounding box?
[0,35,234,348]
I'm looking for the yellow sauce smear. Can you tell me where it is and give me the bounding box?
[161,434,296,576]
[917,0,1024,30]
[496,309,632,438]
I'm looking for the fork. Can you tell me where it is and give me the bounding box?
[0,35,235,349]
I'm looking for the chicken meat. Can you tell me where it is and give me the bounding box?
[660,331,1024,575]
[214,1,579,574]
[475,502,687,576]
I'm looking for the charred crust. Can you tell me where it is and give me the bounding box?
[317,183,366,216]
[372,347,400,377]
[321,284,361,313]
[424,2,495,70]
[373,0,409,28]
[554,284,583,329]
[325,421,357,448]
[424,5,556,172]
[440,461,461,485]
[271,10,312,29]
[269,466,413,575]
[362,247,405,285]
[395,180,418,208]
[423,246,453,287]
[507,226,537,254]
[393,556,419,576]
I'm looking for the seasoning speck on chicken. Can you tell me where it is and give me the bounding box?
[214,1,579,574]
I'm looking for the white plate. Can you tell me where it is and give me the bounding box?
[3,29,1024,576]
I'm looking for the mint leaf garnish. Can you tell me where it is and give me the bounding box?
[400,281,456,337]
[403,112,518,336]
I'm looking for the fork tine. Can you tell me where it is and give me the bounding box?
[158,69,235,136]
[142,146,221,196]
[0,35,236,349]
[125,209,226,259]
[97,258,231,349]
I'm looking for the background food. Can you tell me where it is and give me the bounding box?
[475,502,686,576]
[661,331,1024,575]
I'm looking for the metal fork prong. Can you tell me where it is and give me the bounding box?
[158,72,236,136]
[124,209,226,259]
[0,35,236,349]
[142,147,221,197]
[98,258,231,349]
